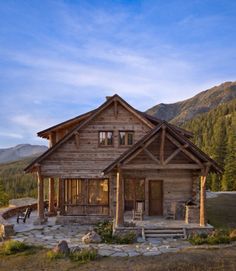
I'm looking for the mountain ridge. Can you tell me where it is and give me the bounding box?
[0,144,47,164]
[146,81,236,125]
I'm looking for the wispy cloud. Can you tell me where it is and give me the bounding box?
[0,0,235,147]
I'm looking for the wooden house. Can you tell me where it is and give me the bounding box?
[25,95,221,229]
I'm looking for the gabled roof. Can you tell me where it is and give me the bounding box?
[136,110,193,138]
[103,120,222,174]
[24,94,155,173]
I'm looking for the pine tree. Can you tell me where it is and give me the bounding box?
[222,122,236,190]
[0,178,9,207]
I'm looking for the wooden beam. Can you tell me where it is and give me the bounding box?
[48,177,56,215]
[115,166,124,227]
[122,163,201,170]
[114,99,118,119]
[143,147,160,164]
[166,134,204,167]
[37,168,45,221]
[48,132,56,148]
[60,179,66,215]
[160,126,166,165]
[164,144,189,165]
[200,165,210,226]
[123,134,159,165]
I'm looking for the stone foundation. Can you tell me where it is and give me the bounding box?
[113,226,142,239]
[55,215,112,225]
[185,226,214,237]
[185,205,200,224]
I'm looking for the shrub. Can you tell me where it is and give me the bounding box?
[69,248,97,263]
[0,240,31,255]
[189,229,231,245]
[46,250,65,260]
[94,221,136,244]
[94,221,113,243]
[113,232,136,244]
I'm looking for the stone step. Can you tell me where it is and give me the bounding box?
[145,229,183,234]
[145,233,185,238]
[143,227,186,240]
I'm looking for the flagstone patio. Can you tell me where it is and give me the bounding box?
[3,211,195,257]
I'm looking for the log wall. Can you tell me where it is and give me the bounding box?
[40,103,151,178]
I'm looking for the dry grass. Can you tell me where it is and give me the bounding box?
[207,194,236,228]
[0,246,236,271]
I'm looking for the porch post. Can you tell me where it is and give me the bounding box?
[200,165,210,226]
[200,175,206,226]
[60,179,65,215]
[37,168,45,222]
[115,166,124,227]
[48,177,56,215]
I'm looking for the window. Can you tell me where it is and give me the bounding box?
[99,131,113,146]
[119,131,134,146]
[65,179,108,206]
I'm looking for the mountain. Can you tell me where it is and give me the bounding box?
[0,144,47,164]
[146,81,236,125]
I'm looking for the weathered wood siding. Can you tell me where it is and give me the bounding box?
[110,169,199,219]
[40,103,151,178]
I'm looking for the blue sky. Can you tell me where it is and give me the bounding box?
[0,0,235,148]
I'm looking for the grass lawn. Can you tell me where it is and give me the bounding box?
[207,193,236,228]
[0,246,236,271]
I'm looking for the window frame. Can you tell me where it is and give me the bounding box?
[119,130,134,146]
[98,131,114,147]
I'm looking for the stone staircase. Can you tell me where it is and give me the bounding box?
[142,227,186,240]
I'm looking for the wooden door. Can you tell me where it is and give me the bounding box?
[149,180,163,216]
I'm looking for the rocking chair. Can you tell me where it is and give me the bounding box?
[132,201,144,221]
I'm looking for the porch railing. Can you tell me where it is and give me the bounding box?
[65,204,109,216]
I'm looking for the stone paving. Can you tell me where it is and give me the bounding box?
[5,211,192,257]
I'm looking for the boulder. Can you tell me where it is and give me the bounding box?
[82,231,102,244]
[53,240,70,254]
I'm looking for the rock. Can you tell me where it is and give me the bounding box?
[82,231,102,244]
[111,251,128,257]
[53,240,70,254]
[98,249,114,257]
[70,246,82,253]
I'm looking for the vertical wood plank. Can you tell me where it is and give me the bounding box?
[115,167,124,227]
[160,126,166,165]
[37,169,45,221]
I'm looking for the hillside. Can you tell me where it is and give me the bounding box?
[183,98,236,191]
[146,81,236,125]
[0,144,47,164]
[0,157,40,206]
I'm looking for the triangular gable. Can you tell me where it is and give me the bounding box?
[103,121,222,174]
[24,94,154,173]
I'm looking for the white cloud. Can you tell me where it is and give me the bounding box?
[0,132,23,139]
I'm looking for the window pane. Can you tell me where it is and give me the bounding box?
[119,132,126,145]
[107,132,113,145]
[127,133,133,145]
[88,179,108,205]
[99,132,106,145]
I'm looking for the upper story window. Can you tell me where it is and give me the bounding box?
[119,131,134,146]
[99,131,113,146]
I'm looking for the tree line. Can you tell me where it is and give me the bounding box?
[183,99,236,191]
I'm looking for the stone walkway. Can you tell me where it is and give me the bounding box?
[6,211,192,257]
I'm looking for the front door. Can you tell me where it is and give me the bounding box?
[149,180,163,216]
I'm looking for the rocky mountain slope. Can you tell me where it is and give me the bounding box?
[146,81,236,125]
[0,144,47,164]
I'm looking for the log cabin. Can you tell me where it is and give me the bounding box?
[25,94,222,231]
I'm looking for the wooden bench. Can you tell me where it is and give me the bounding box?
[16,207,32,223]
